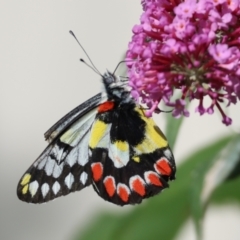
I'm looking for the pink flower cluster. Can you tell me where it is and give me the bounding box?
[126,0,240,125]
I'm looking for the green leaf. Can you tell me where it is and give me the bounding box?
[164,91,189,150]
[211,174,240,203]
[165,115,184,150]
[190,135,240,239]
[74,136,232,240]
[72,214,121,240]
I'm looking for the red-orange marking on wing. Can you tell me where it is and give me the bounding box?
[148,173,162,186]
[98,101,115,113]
[104,176,116,197]
[118,184,129,202]
[131,177,145,196]
[91,163,103,182]
[155,158,172,176]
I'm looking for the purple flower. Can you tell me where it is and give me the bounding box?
[171,99,190,118]
[208,44,232,63]
[126,0,240,125]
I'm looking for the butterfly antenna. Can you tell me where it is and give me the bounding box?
[69,30,102,76]
[142,107,173,114]
[113,60,126,75]
[155,108,173,113]
[80,58,102,75]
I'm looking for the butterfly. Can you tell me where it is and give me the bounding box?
[17,71,176,206]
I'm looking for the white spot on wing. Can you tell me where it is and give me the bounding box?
[52,181,61,195]
[29,181,39,197]
[80,172,88,185]
[51,144,67,164]
[41,183,50,198]
[164,149,172,159]
[109,142,129,168]
[77,134,90,166]
[52,162,63,178]
[66,149,77,167]
[37,157,47,170]
[44,159,55,176]
[65,173,74,189]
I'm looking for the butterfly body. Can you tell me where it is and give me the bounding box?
[17,72,176,206]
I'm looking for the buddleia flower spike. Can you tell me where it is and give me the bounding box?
[126,0,240,126]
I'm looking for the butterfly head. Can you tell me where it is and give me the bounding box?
[102,71,133,104]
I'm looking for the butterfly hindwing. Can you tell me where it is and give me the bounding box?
[88,102,175,206]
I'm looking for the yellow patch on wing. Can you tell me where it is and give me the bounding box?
[20,173,31,186]
[89,120,108,149]
[132,156,140,162]
[60,128,75,145]
[115,141,128,151]
[134,107,168,154]
[22,185,29,195]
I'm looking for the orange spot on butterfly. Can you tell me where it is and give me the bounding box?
[155,158,172,176]
[104,176,116,197]
[131,177,145,196]
[91,163,103,182]
[118,184,129,202]
[148,173,162,186]
[98,101,115,113]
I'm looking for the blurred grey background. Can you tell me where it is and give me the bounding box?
[1,1,240,240]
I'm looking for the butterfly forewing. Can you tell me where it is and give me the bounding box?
[17,102,99,203]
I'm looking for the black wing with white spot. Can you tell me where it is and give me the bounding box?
[17,94,101,203]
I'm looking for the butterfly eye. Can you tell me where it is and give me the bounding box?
[104,72,116,85]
